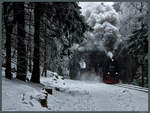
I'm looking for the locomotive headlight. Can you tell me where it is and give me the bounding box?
[107,72,110,74]
[112,58,114,62]
[115,72,118,75]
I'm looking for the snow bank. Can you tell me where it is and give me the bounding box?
[2,78,48,111]
[41,70,66,89]
[2,68,148,111]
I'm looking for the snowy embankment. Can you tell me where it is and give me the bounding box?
[2,68,148,111]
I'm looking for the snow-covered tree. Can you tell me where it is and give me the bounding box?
[118,2,148,39]
[115,2,148,86]
[127,22,148,87]
[3,3,13,80]
[14,3,27,81]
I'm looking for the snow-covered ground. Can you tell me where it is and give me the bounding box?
[2,68,148,111]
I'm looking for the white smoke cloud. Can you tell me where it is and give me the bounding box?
[78,2,121,53]
[107,51,113,58]
[79,2,115,16]
[78,72,103,83]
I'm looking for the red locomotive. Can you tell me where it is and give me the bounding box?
[102,57,120,84]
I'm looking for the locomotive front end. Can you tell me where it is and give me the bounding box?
[103,58,120,84]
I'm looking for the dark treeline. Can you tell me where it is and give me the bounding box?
[2,2,89,83]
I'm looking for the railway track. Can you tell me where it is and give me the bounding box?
[113,83,148,93]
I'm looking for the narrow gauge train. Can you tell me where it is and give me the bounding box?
[102,57,120,84]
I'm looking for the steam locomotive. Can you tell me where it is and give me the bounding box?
[102,57,120,84]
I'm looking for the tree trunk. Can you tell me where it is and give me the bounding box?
[15,3,27,81]
[29,48,32,72]
[141,64,144,87]
[5,26,12,80]
[31,3,42,83]
[43,35,47,77]
[28,10,32,73]
[4,3,13,80]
